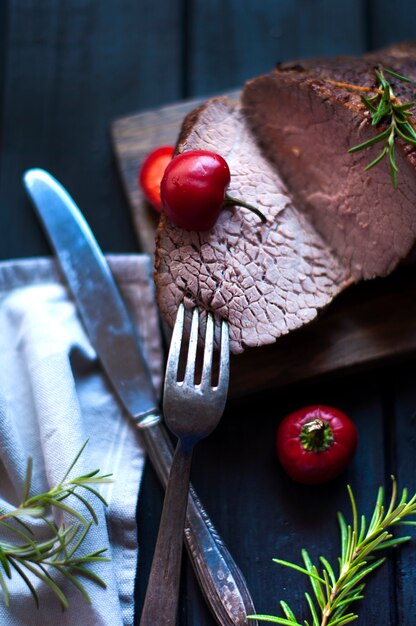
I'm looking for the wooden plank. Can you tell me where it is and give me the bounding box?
[111,100,416,400]
[0,0,182,262]
[391,366,416,626]
[369,1,416,50]
[186,0,367,96]
[0,1,8,143]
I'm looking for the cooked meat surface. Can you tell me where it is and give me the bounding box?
[154,44,416,354]
[155,98,351,354]
[242,42,416,280]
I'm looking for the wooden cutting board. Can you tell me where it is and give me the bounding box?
[111,95,416,399]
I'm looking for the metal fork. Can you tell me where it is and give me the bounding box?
[140,303,230,626]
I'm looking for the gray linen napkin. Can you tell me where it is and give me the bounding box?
[0,255,163,626]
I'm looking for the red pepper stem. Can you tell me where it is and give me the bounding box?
[223,194,267,224]
[299,418,334,453]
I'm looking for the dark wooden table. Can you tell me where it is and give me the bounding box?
[2,2,416,625]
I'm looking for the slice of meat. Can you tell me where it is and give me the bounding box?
[154,97,352,354]
[242,42,416,280]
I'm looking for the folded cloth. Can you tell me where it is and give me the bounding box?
[0,255,163,626]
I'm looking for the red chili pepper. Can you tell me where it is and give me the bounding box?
[138,145,174,212]
[276,405,358,485]
[160,150,266,231]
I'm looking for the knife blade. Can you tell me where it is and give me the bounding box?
[23,168,257,626]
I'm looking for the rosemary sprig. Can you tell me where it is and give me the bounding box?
[249,477,416,625]
[348,66,416,188]
[0,441,113,609]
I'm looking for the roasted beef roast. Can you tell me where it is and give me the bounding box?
[154,43,416,354]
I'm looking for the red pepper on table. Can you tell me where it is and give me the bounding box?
[138,145,175,212]
[276,405,358,485]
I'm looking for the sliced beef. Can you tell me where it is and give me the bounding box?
[154,98,352,354]
[242,42,416,280]
[154,44,416,354]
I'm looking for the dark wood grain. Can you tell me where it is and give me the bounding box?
[392,367,416,626]
[186,0,367,97]
[0,0,184,262]
[111,99,416,400]
[370,1,416,50]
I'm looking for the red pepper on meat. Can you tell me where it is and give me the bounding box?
[160,150,266,231]
[276,405,358,485]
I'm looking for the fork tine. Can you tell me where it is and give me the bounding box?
[217,319,230,391]
[200,312,214,389]
[184,307,199,385]
[165,303,185,385]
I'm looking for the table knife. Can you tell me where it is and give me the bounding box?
[23,168,257,626]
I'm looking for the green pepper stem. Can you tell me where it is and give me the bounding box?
[223,194,267,224]
[299,418,334,453]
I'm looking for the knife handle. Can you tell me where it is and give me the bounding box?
[137,418,257,626]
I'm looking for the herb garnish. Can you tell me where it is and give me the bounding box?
[0,441,112,609]
[348,66,416,188]
[249,477,416,625]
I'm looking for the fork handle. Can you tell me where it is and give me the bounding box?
[137,419,257,625]
[140,439,193,626]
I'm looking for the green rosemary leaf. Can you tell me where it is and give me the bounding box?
[372,103,391,125]
[304,592,320,626]
[395,125,416,145]
[73,483,109,507]
[302,550,325,609]
[374,536,412,550]
[68,490,99,524]
[382,67,413,83]
[69,564,107,588]
[0,546,11,578]
[21,457,33,504]
[345,525,355,565]
[5,507,45,518]
[280,600,298,621]
[65,521,92,559]
[49,499,89,526]
[332,593,364,613]
[389,149,398,187]
[21,560,69,609]
[358,515,366,544]
[348,126,391,152]
[60,440,89,484]
[361,95,378,113]
[320,556,336,587]
[8,558,39,608]
[338,513,348,566]
[392,101,415,113]
[248,616,300,624]
[54,565,92,605]
[347,486,358,536]
[273,559,325,584]
[72,470,113,482]
[68,551,109,564]
[0,519,42,552]
[327,613,358,626]
[12,516,34,535]
[400,487,410,505]
[368,487,384,533]
[0,568,10,607]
